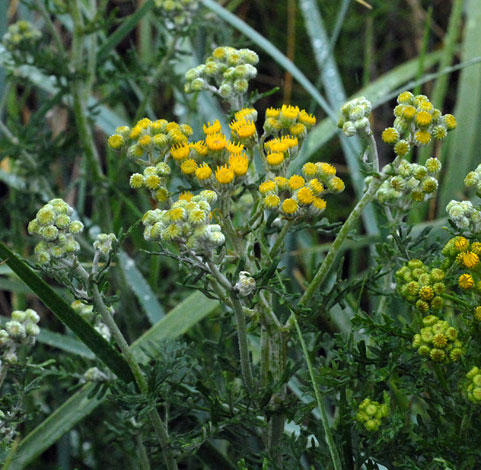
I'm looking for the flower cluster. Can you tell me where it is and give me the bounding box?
[234,271,256,297]
[395,259,445,314]
[153,0,199,30]
[356,397,389,431]
[446,200,481,233]
[465,367,481,404]
[71,301,111,341]
[259,162,344,219]
[93,233,118,257]
[129,162,171,202]
[464,164,481,198]
[28,199,83,265]
[0,309,40,366]
[108,118,193,163]
[376,157,442,204]
[142,191,224,255]
[184,46,259,101]
[263,104,316,141]
[381,91,456,156]
[2,20,41,53]
[337,96,372,137]
[412,315,462,363]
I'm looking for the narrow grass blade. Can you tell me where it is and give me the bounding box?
[11,291,219,468]
[0,242,133,383]
[438,0,481,212]
[200,0,336,120]
[118,251,165,325]
[97,0,154,63]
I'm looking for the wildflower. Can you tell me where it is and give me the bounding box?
[381,127,399,144]
[229,154,249,176]
[281,198,299,216]
[206,133,227,151]
[203,120,222,135]
[266,152,284,168]
[459,273,474,289]
[259,180,276,194]
[196,163,213,182]
[215,165,235,184]
[288,175,305,191]
[108,134,125,149]
[180,159,198,175]
[296,187,314,205]
[264,194,280,209]
[463,251,479,269]
[171,144,190,161]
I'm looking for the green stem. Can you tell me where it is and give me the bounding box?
[270,219,293,259]
[207,260,255,393]
[442,292,472,310]
[75,266,178,470]
[136,433,152,470]
[297,177,383,310]
[293,316,342,470]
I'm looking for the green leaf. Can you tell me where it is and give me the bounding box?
[118,251,165,325]
[0,242,133,383]
[11,291,219,468]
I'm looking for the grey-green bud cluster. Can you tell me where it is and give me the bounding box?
[464,164,481,198]
[129,162,171,203]
[446,200,481,232]
[71,300,111,341]
[93,233,117,256]
[184,46,259,101]
[234,271,256,297]
[153,0,199,29]
[0,309,40,367]
[337,96,372,137]
[465,366,481,404]
[375,157,441,204]
[142,191,225,255]
[28,199,83,265]
[2,20,41,52]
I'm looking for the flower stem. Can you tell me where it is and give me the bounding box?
[293,315,342,470]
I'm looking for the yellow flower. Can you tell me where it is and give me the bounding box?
[168,128,188,145]
[308,178,324,195]
[381,127,399,144]
[397,91,413,104]
[167,207,185,222]
[137,118,152,129]
[265,107,281,118]
[151,119,167,133]
[259,180,276,194]
[138,134,152,148]
[190,140,208,157]
[203,120,222,135]
[298,110,316,127]
[154,187,168,202]
[274,176,288,190]
[394,140,410,156]
[289,123,306,137]
[281,198,299,215]
[195,163,213,181]
[280,104,299,123]
[415,111,432,127]
[311,197,327,213]
[444,114,457,131]
[459,273,474,289]
[317,162,336,177]
[328,176,345,193]
[264,194,280,208]
[108,134,125,149]
[178,191,193,201]
[144,175,161,190]
[281,135,298,149]
[171,143,190,161]
[266,152,284,168]
[414,130,431,146]
[419,286,434,301]
[215,165,235,184]
[418,101,434,113]
[463,251,479,269]
[432,334,448,348]
[206,133,227,151]
[401,105,417,120]
[288,175,305,191]
[226,141,244,155]
[129,173,144,188]
[129,126,142,140]
[180,159,197,175]
[228,154,249,176]
[235,108,258,122]
[454,236,469,252]
[266,139,288,154]
[302,162,318,178]
[297,187,314,205]
[230,119,257,138]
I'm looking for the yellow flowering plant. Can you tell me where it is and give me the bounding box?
[2,3,481,469]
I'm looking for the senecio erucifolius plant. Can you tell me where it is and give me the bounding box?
[11,34,481,469]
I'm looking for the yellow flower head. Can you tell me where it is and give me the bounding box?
[226,141,244,155]
[311,197,327,213]
[280,104,299,123]
[230,119,257,139]
[308,178,324,195]
[196,163,213,181]
[264,194,280,209]
[259,180,276,194]
[401,105,417,120]
[137,118,152,129]
[419,286,434,301]
[235,108,258,122]
[206,132,227,151]
[266,139,289,154]
[138,134,152,148]
[288,175,306,191]
[274,176,288,190]
[203,120,222,135]
[397,91,414,104]
[190,140,208,157]
[317,162,336,177]
[414,130,431,146]
[155,187,168,202]
[266,152,285,168]
[178,191,194,201]
[463,251,479,269]
[168,128,188,145]
[281,135,298,149]
[381,127,399,144]
[459,273,474,289]
[454,236,469,252]
[415,111,433,127]
[229,153,249,176]
[144,174,161,190]
[289,123,307,137]
[215,165,235,184]
[281,198,299,215]
[298,110,316,128]
[171,143,190,161]
[444,114,457,131]
[394,140,410,156]
[180,159,198,175]
[108,134,125,150]
[302,162,318,179]
[265,107,281,118]
[129,173,144,188]
[168,207,186,222]
[129,126,142,140]
[328,176,345,193]
[418,101,434,113]
[297,186,314,205]
[151,119,168,133]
